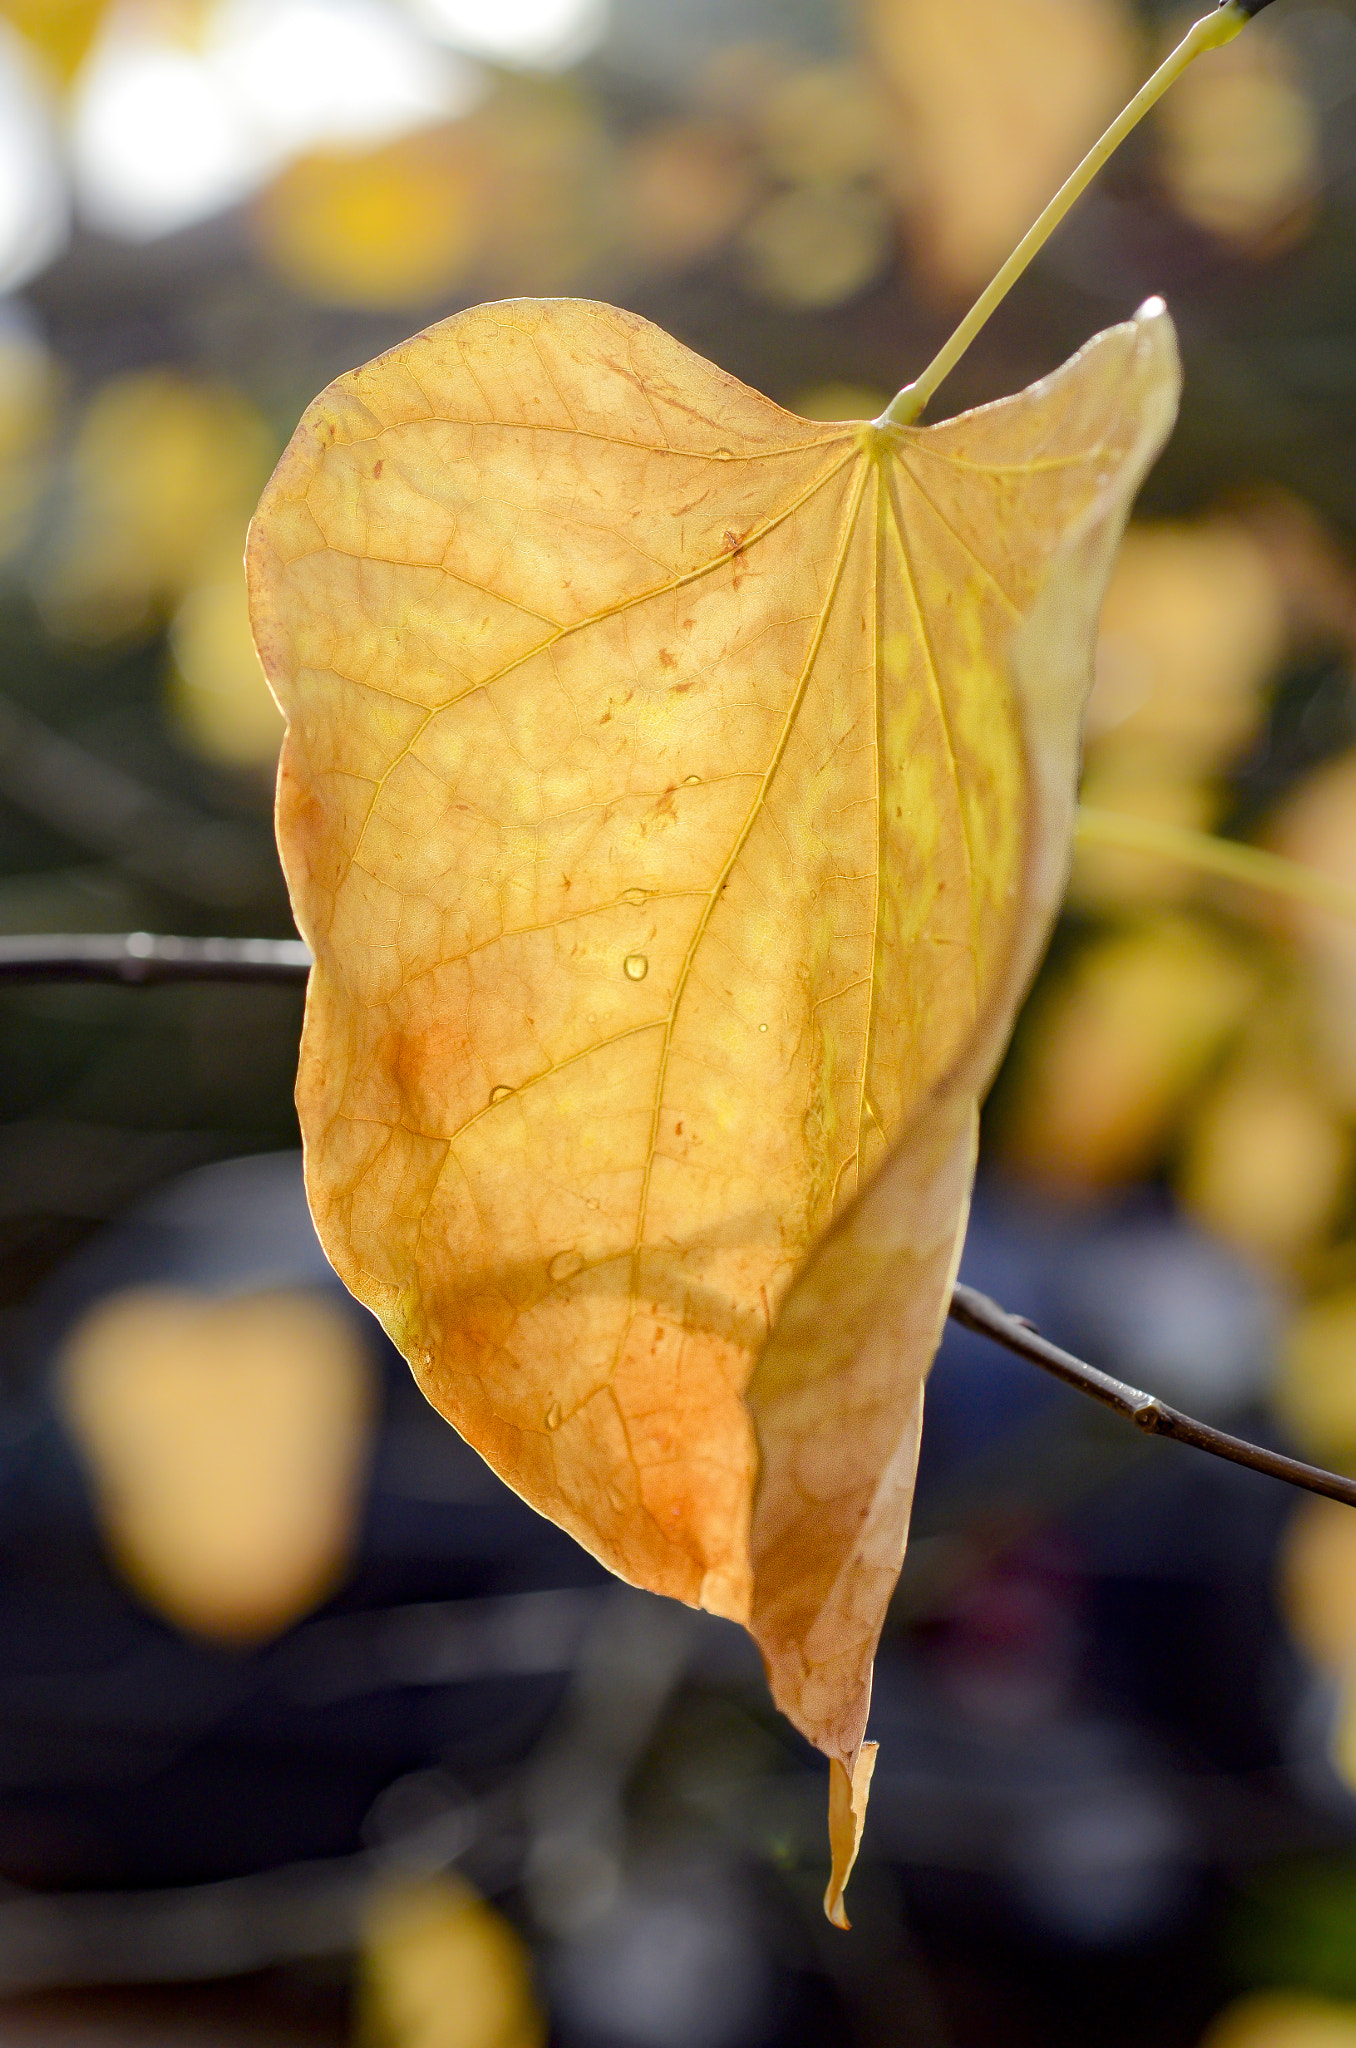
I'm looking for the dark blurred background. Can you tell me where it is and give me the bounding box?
[1,0,1356,2042]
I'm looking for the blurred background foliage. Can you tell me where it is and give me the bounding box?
[2,0,1356,2042]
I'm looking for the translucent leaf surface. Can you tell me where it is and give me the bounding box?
[248,295,1178,1910]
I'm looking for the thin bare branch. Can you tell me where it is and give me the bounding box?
[0,932,311,985]
[0,933,1345,1508]
[950,1282,1356,1509]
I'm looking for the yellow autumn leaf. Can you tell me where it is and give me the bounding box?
[1272,751,1356,1109]
[57,1286,376,1643]
[168,539,284,768]
[37,369,273,644]
[357,1875,545,2048]
[0,0,103,83]
[1178,1060,1350,1267]
[1000,912,1258,1190]
[1203,1993,1356,2048]
[247,293,1177,1918]
[1156,7,1318,249]
[863,0,1140,295]
[1280,1492,1356,1677]
[1277,1286,1356,1467]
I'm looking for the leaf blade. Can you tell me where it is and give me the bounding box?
[248,292,1180,1915]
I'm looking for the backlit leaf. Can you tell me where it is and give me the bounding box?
[247,295,1178,1913]
[825,1740,878,1930]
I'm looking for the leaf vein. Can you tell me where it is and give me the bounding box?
[904,439,1109,476]
[336,446,858,890]
[891,460,1021,613]
[885,470,980,1002]
[628,453,874,1283]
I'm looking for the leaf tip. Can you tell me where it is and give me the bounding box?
[823,1741,878,1930]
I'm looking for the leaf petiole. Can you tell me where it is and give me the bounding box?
[881,0,1265,428]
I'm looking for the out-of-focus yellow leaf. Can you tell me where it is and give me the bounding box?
[1157,12,1318,248]
[247,295,1177,1912]
[1333,1675,1356,1793]
[755,62,889,186]
[1178,1062,1350,1266]
[1,0,104,81]
[36,370,272,643]
[468,78,613,298]
[739,180,891,309]
[1069,516,1284,909]
[252,82,612,310]
[1234,492,1356,660]
[1272,754,1356,1109]
[358,1876,544,2048]
[1201,1993,1356,2048]
[1000,915,1258,1189]
[862,0,1140,295]
[1068,750,1220,908]
[1281,1493,1356,1675]
[253,131,482,312]
[56,1287,376,1642]
[1277,1287,1356,1467]
[169,541,283,767]
[618,118,759,272]
[1286,1484,1356,1794]
[1086,517,1285,766]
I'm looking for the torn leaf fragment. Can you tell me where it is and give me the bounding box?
[825,1742,879,1931]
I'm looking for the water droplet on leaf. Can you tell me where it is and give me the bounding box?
[622,888,646,906]
[546,1401,562,1430]
[489,1084,512,1103]
[549,1248,584,1282]
[624,953,648,981]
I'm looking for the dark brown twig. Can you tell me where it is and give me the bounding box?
[949,1282,1356,1509]
[0,935,1348,1508]
[0,932,311,985]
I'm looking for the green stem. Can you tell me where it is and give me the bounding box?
[881,2,1250,428]
[1075,805,1356,924]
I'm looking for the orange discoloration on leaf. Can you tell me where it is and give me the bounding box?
[247,295,1179,1918]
